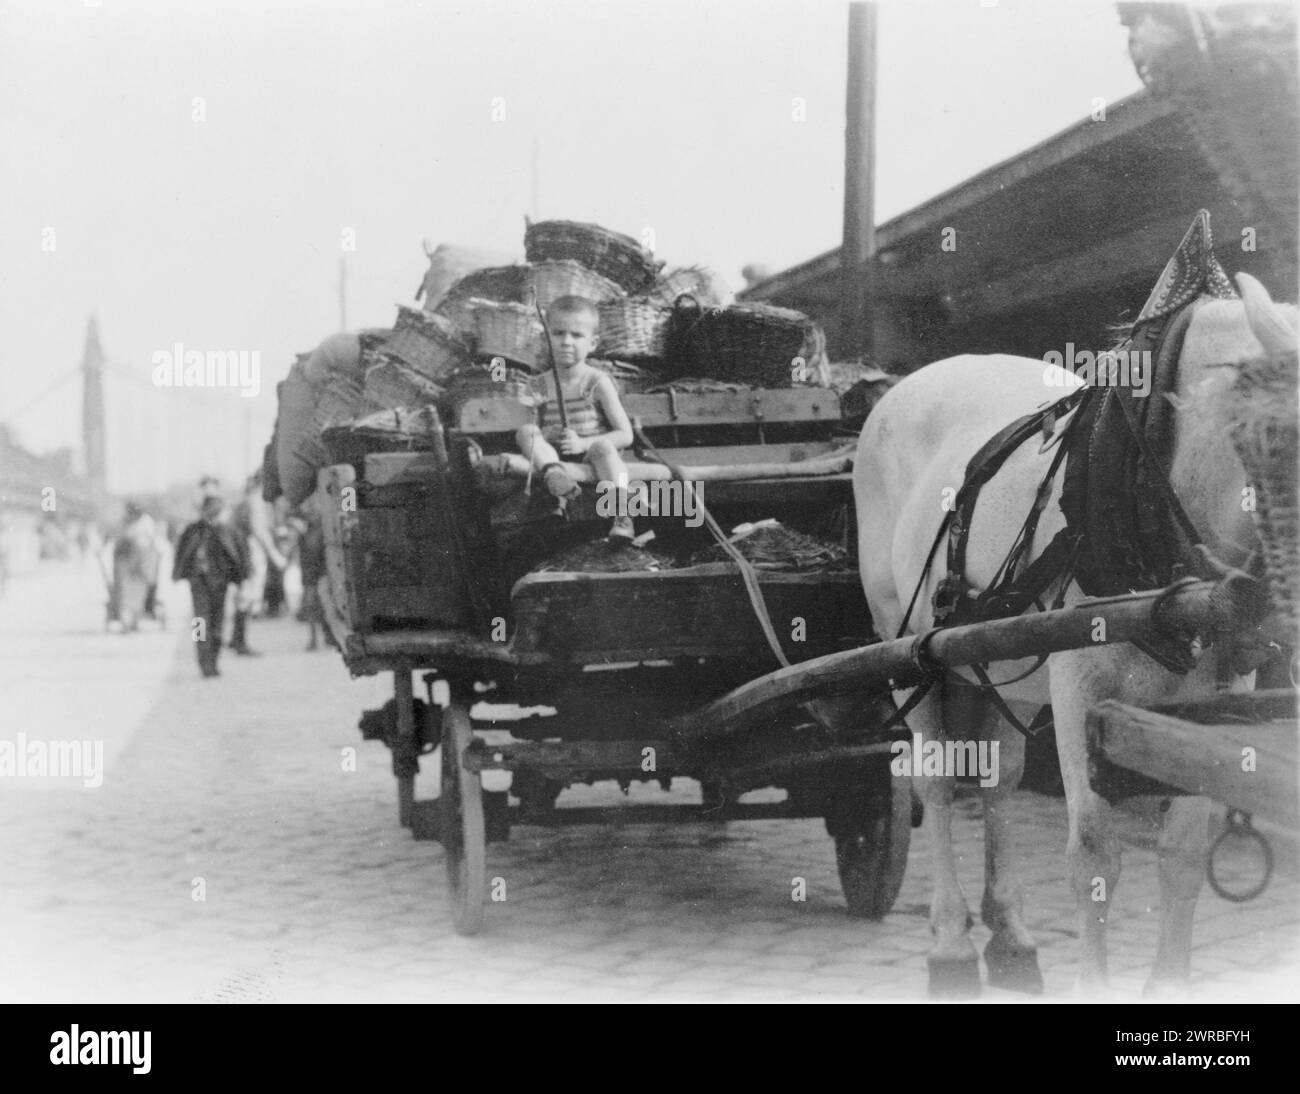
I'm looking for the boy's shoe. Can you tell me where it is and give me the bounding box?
[607,515,635,545]
[542,463,581,501]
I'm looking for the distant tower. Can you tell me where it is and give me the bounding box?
[81,313,107,498]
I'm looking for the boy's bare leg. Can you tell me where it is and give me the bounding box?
[516,424,559,473]
[517,424,579,500]
[587,440,638,540]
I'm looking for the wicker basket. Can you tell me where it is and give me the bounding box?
[597,298,672,359]
[524,219,661,294]
[1226,352,1299,629]
[361,350,444,411]
[469,298,547,370]
[321,406,443,472]
[384,306,471,381]
[444,363,538,422]
[527,259,625,310]
[434,265,530,340]
[668,299,817,387]
[647,265,732,308]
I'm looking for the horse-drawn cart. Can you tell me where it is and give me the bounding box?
[315,369,1283,935]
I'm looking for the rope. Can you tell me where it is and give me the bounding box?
[631,420,790,669]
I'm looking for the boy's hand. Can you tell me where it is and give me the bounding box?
[556,429,588,456]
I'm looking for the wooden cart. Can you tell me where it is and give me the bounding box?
[319,385,920,934]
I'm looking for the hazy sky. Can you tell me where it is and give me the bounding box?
[0,0,1142,494]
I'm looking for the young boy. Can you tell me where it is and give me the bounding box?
[516,296,637,542]
[173,495,250,677]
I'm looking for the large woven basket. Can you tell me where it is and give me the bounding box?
[385,306,472,381]
[434,265,530,339]
[597,298,672,359]
[668,299,816,387]
[469,298,547,370]
[361,349,444,411]
[524,219,661,294]
[526,259,625,310]
[647,265,732,308]
[1225,352,1299,630]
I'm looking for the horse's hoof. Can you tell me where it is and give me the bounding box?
[927,955,981,999]
[984,936,1044,995]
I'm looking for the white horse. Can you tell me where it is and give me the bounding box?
[854,267,1297,996]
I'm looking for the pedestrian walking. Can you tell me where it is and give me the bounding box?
[229,470,287,657]
[172,496,249,678]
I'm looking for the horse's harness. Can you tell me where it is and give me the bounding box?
[892,298,1246,738]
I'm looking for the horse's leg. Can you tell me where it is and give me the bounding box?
[1049,648,1122,994]
[1146,794,1213,994]
[908,684,981,997]
[977,706,1043,993]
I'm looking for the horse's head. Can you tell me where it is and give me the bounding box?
[1173,271,1298,624]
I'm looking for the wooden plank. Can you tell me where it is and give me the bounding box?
[622,389,841,426]
[1088,700,1298,828]
[455,389,843,435]
[364,450,443,486]
[456,395,535,434]
[649,442,842,467]
[318,465,361,630]
[508,566,870,665]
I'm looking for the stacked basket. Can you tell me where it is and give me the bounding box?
[469,299,548,370]
[668,299,817,388]
[385,306,472,381]
[526,259,624,310]
[524,219,662,294]
[597,298,673,361]
[434,266,530,341]
[361,352,444,413]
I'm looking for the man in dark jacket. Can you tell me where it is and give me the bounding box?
[173,496,250,677]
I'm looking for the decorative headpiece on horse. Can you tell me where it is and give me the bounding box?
[1133,208,1237,329]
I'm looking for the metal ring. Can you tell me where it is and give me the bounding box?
[1206,810,1274,903]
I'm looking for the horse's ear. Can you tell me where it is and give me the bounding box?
[422,237,436,259]
[1237,271,1298,355]
[1134,209,1237,324]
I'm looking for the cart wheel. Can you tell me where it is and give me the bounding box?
[440,700,487,935]
[834,772,912,920]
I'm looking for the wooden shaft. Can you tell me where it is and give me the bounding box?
[666,576,1268,748]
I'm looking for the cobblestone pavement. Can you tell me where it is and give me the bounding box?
[1,561,1297,1003]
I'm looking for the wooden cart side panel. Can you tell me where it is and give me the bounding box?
[455,388,843,435]
[509,567,871,664]
[319,464,361,630]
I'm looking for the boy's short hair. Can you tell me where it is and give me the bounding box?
[545,295,600,328]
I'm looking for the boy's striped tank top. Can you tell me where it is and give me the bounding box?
[535,372,607,438]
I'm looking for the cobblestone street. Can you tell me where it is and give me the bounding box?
[2,561,1298,1003]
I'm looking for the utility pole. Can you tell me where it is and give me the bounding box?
[530,138,541,220]
[840,2,878,364]
[339,254,348,331]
